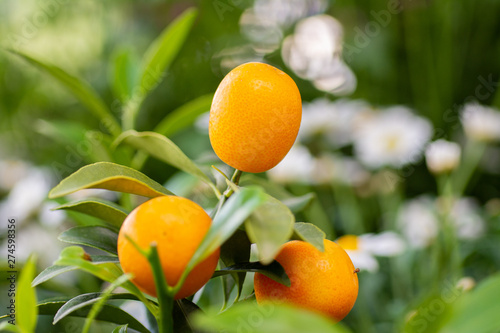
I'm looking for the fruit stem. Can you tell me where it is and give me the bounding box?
[231,169,243,185]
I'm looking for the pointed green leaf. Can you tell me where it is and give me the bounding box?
[115,131,214,187]
[112,325,129,333]
[192,301,352,333]
[213,261,290,287]
[123,8,198,129]
[9,50,120,136]
[245,194,295,264]
[32,255,119,287]
[154,94,213,137]
[291,223,326,252]
[53,199,129,228]
[59,226,118,255]
[17,255,37,333]
[283,193,316,213]
[37,300,151,333]
[49,161,173,198]
[220,230,252,300]
[173,299,201,333]
[54,292,139,324]
[186,187,266,274]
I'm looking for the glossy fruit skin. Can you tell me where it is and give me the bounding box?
[209,62,302,173]
[117,196,220,300]
[254,240,358,321]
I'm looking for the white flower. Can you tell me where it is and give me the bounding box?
[425,140,461,174]
[267,145,314,183]
[449,198,485,240]
[0,160,31,191]
[353,106,433,169]
[336,232,406,272]
[461,103,500,142]
[298,98,371,147]
[397,196,439,249]
[313,154,370,186]
[281,15,356,95]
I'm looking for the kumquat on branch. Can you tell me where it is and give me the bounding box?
[2,1,500,332]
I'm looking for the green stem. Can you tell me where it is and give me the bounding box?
[452,140,486,196]
[149,244,175,333]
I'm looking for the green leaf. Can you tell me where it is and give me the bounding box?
[186,187,267,273]
[53,292,139,324]
[49,161,173,198]
[123,8,198,129]
[283,193,316,214]
[53,199,129,228]
[154,94,213,137]
[112,324,129,333]
[220,230,252,301]
[37,300,151,333]
[59,226,119,255]
[82,275,133,333]
[9,50,120,136]
[291,223,326,252]
[0,322,20,332]
[192,301,352,333]
[440,274,500,333]
[16,255,37,333]
[213,261,290,287]
[173,299,201,333]
[245,194,295,264]
[32,265,77,287]
[115,131,215,189]
[32,255,119,287]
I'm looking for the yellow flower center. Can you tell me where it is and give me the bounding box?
[336,235,359,250]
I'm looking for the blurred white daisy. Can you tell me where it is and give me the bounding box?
[313,154,370,186]
[298,98,371,147]
[336,232,406,272]
[425,139,461,174]
[281,15,356,95]
[461,103,500,142]
[449,198,485,240]
[353,106,433,169]
[397,196,438,249]
[267,145,314,183]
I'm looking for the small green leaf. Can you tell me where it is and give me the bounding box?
[154,94,213,137]
[32,265,77,287]
[173,299,201,333]
[111,48,137,102]
[112,324,129,333]
[53,199,129,228]
[213,261,290,287]
[192,301,352,333]
[115,131,215,188]
[37,300,151,333]
[220,230,252,300]
[186,187,267,273]
[54,292,139,324]
[82,275,133,333]
[17,255,37,333]
[283,193,316,213]
[32,255,119,287]
[49,161,173,198]
[10,50,120,136]
[245,194,295,264]
[123,8,198,129]
[291,223,326,252]
[59,226,119,255]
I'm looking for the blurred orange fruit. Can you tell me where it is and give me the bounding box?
[209,62,302,173]
[254,239,358,321]
[117,196,220,300]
